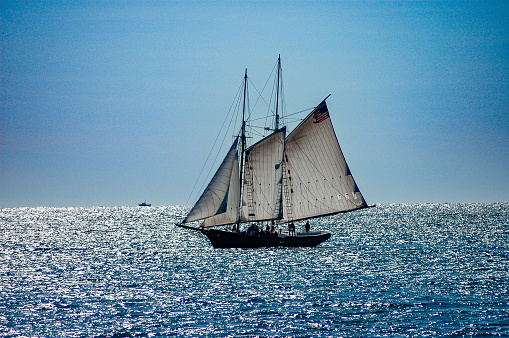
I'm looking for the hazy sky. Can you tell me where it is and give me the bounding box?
[1,1,508,207]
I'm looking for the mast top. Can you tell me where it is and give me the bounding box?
[275,55,281,130]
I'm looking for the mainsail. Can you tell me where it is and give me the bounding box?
[282,100,367,222]
[184,137,239,224]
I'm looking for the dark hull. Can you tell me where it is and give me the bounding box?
[202,229,331,248]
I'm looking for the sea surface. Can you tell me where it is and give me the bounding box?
[1,203,508,337]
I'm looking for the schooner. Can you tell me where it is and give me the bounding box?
[177,56,370,248]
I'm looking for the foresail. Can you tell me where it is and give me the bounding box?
[282,101,367,222]
[241,128,286,222]
[184,138,239,223]
[202,154,240,227]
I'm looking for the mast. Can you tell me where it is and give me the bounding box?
[275,54,281,130]
[238,69,248,225]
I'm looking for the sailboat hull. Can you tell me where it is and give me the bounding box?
[202,229,331,248]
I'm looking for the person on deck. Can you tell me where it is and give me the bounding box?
[305,221,310,232]
[247,224,255,236]
[289,222,295,236]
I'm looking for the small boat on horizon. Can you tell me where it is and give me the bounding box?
[177,56,371,248]
[138,201,151,207]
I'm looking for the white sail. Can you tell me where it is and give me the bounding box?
[202,154,240,227]
[282,101,367,222]
[181,56,370,233]
[184,138,239,223]
[241,128,286,222]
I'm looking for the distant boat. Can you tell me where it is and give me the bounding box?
[177,56,371,248]
[138,201,151,207]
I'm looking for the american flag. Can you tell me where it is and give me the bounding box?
[313,102,329,123]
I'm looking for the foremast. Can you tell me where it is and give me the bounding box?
[237,69,248,227]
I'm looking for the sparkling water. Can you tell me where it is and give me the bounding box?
[1,203,508,337]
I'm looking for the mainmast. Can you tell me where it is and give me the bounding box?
[238,69,248,225]
[275,54,281,130]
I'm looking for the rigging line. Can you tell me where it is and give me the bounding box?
[285,117,308,123]
[248,115,277,123]
[248,78,273,116]
[249,61,277,113]
[249,125,273,130]
[249,107,314,125]
[270,67,282,129]
[248,60,279,135]
[244,59,283,137]
[247,129,265,140]
[199,86,243,198]
[279,76,288,127]
[247,109,312,124]
[185,80,244,206]
[286,107,314,118]
[262,64,280,133]
[247,109,314,134]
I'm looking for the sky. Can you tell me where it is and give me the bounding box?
[1,1,508,208]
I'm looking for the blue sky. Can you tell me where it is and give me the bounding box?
[1,1,508,207]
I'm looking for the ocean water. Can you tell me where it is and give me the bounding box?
[0,203,508,337]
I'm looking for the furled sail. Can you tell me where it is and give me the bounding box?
[282,101,367,222]
[241,128,286,222]
[184,138,239,224]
